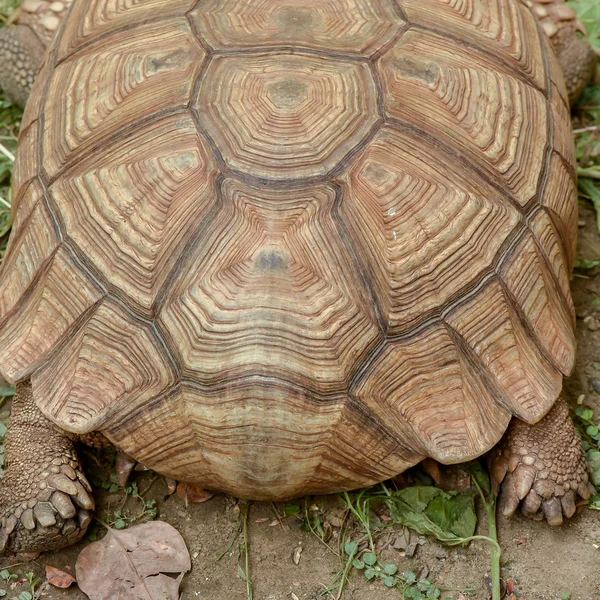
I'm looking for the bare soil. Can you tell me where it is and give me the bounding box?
[3,205,600,600]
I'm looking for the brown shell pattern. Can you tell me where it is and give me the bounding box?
[0,0,576,500]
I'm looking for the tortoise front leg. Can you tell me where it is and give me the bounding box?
[490,397,594,526]
[0,381,94,554]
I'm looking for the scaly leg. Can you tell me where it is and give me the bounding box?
[490,397,594,526]
[0,381,94,554]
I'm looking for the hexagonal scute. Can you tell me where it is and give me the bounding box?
[378,28,547,207]
[191,0,405,56]
[49,115,219,309]
[338,125,521,333]
[399,0,547,91]
[43,18,205,177]
[195,53,381,180]
[160,178,382,394]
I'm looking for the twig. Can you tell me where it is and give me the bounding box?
[573,125,600,134]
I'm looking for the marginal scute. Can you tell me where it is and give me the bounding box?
[445,277,562,423]
[338,125,521,332]
[352,322,512,463]
[0,247,103,382]
[161,178,382,393]
[499,231,575,377]
[0,200,59,320]
[528,208,574,324]
[56,0,197,61]
[542,151,577,267]
[11,121,39,206]
[195,53,380,180]
[108,382,347,500]
[550,82,575,165]
[399,0,547,90]
[44,18,205,177]
[32,302,176,433]
[49,115,219,309]
[191,0,405,56]
[379,28,547,206]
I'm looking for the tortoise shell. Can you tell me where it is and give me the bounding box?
[0,0,577,500]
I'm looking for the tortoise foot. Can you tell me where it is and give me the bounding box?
[490,397,594,526]
[0,382,94,554]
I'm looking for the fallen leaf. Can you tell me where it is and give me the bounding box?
[45,566,76,589]
[292,546,303,565]
[513,537,527,545]
[76,521,190,600]
[386,486,477,543]
[176,483,214,504]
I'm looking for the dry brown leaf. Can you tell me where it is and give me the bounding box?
[176,482,214,504]
[45,565,76,588]
[75,521,190,600]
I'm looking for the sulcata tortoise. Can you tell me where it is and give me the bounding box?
[0,0,597,554]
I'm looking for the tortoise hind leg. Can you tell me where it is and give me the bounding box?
[490,397,594,526]
[0,381,94,554]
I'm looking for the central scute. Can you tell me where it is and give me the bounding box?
[194,53,380,180]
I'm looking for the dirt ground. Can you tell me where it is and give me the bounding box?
[0,203,598,600]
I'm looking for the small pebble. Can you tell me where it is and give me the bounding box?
[584,315,599,331]
[590,377,600,394]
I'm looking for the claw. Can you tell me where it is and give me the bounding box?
[47,474,78,496]
[33,502,56,527]
[561,490,576,518]
[513,465,536,500]
[78,509,92,530]
[76,471,93,493]
[500,473,520,516]
[116,452,137,488]
[491,455,508,488]
[543,497,563,526]
[62,521,76,536]
[73,481,94,510]
[51,491,76,519]
[5,514,17,535]
[20,509,35,531]
[521,490,542,515]
[533,478,555,499]
[0,529,8,553]
[578,482,592,500]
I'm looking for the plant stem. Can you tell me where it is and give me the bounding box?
[241,502,253,600]
[471,475,501,600]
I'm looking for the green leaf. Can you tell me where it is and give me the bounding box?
[18,592,33,600]
[382,563,398,575]
[587,425,599,437]
[586,450,600,487]
[561,593,572,600]
[403,570,417,584]
[568,0,600,52]
[344,541,358,557]
[362,552,377,566]
[364,568,377,581]
[427,588,441,599]
[0,382,14,398]
[284,504,300,516]
[469,460,491,495]
[383,576,397,588]
[352,559,365,570]
[0,590,6,597]
[575,258,600,270]
[386,486,477,542]
[114,518,127,529]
